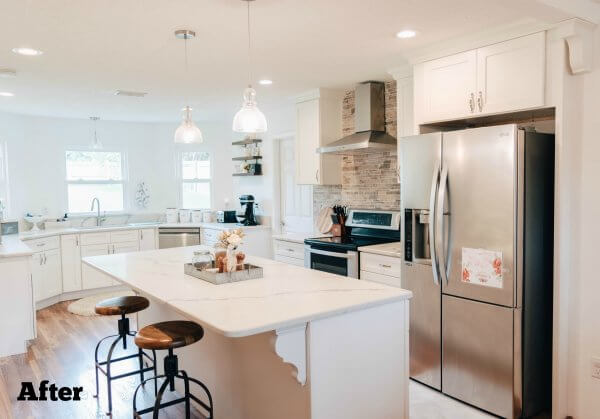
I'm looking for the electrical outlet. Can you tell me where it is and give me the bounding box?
[591,357,600,379]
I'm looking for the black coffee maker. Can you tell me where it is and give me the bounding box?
[238,195,258,226]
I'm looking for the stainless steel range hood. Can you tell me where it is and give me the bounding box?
[317,81,396,155]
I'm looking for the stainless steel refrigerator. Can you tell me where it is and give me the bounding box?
[400,124,553,418]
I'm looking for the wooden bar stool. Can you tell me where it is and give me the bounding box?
[132,321,213,419]
[93,296,157,416]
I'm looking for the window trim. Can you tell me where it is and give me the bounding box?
[64,148,129,215]
[0,141,10,218]
[176,150,213,210]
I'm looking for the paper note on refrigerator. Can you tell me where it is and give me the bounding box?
[461,248,503,288]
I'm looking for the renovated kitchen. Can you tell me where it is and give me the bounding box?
[0,1,599,418]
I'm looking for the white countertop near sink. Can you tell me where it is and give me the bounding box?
[358,242,402,258]
[0,234,34,258]
[83,245,411,337]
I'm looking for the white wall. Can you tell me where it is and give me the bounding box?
[232,104,295,229]
[0,112,235,218]
[567,27,600,419]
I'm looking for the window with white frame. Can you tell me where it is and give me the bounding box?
[0,142,8,217]
[65,150,125,213]
[180,151,211,209]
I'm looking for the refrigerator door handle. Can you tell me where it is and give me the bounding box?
[429,163,441,285]
[436,165,450,285]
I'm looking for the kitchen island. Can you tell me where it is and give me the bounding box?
[83,245,412,419]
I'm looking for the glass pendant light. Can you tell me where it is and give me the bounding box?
[174,29,203,144]
[232,0,267,133]
[90,117,103,150]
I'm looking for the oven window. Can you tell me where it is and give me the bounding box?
[310,252,348,276]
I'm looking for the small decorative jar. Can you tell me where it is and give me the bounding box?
[192,250,213,271]
[236,251,246,270]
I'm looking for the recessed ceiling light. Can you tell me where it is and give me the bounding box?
[0,92,15,97]
[258,79,273,85]
[114,90,148,97]
[396,30,417,39]
[12,47,43,56]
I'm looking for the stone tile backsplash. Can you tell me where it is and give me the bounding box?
[314,81,399,220]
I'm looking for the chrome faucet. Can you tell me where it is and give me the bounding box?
[90,197,103,226]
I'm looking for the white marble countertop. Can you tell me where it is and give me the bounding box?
[0,234,34,258]
[358,242,402,258]
[160,222,270,230]
[82,245,411,338]
[17,222,270,241]
[272,231,327,244]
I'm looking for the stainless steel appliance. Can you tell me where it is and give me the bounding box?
[401,124,554,418]
[158,227,201,249]
[317,81,396,155]
[305,209,401,278]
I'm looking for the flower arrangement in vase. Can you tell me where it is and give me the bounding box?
[215,228,246,273]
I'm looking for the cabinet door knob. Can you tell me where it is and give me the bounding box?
[477,91,483,112]
[315,169,319,183]
[469,93,475,113]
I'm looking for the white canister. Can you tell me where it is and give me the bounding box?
[202,210,214,223]
[178,209,191,223]
[191,210,203,224]
[166,208,179,223]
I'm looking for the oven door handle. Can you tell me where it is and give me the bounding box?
[306,247,358,259]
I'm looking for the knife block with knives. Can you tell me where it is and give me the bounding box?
[330,205,348,237]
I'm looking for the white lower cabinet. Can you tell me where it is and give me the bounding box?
[81,243,112,289]
[360,253,401,288]
[61,234,82,292]
[273,239,305,266]
[32,248,62,302]
[139,228,157,250]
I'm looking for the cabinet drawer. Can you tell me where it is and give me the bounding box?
[360,270,401,288]
[275,254,305,267]
[274,240,305,259]
[360,253,401,278]
[26,235,60,251]
[110,230,139,243]
[80,232,110,246]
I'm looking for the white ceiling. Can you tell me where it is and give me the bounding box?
[0,0,571,123]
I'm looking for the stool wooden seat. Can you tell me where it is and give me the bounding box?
[135,321,204,350]
[95,295,150,316]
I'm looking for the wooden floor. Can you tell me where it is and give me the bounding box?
[0,301,205,419]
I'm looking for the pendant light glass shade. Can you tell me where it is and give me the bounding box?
[233,0,267,134]
[174,106,203,144]
[90,117,103,150]
[232,86,267,133]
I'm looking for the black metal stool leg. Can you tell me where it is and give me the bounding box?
[138,348,144,382]
[93,334,119,398]
[152,377,171,419]
[132,374,166,418]
[179,372,214,419]
[180,370,191,419]
[104,335,122,415]
[152,350,158,397]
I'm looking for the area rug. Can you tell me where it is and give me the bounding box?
[67,290,136,316]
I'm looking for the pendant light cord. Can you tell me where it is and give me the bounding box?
[247,0,252,87]
[184,33,189,107]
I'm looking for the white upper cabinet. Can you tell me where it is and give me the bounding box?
[295,89,343,185]
[416,32,546,124]
[421,50,477,122]
[476,32,545,115]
